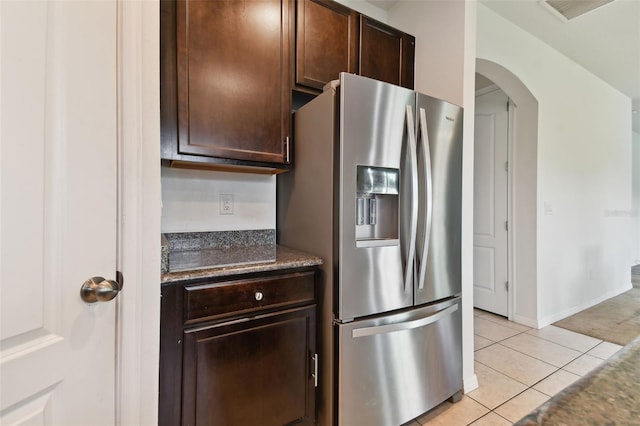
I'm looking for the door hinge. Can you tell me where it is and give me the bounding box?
[505,220,509,231]
[312,353,318,388]
[505,281,509,291]
[504,161,509,172]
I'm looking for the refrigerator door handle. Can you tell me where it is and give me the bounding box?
[403,105,419,293]
[352,304,458,338]
[417,107,433,289]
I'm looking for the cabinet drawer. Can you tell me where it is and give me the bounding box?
[184,271,315,324]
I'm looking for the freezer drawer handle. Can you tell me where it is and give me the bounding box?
[351,304,458,338]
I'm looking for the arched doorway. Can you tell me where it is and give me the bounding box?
[474,59,540,326]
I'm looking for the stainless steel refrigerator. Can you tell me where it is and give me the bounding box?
[278,73,463,426]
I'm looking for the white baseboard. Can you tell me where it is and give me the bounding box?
[536,284,632,328]
[463,373,479,394]
[512,314,541,329]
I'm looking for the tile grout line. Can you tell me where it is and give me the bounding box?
[476,338,589,386]
[468,327,610,425]
[460,315,614,426]
[524,328,602,352]
[478,328,601,368]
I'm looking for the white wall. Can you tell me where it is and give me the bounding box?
[161,167,275,232]
[477,4,633,326]
[388,0,478,392]
[633,131,640,264]
[389,1,466,106]
[334,0,387,22]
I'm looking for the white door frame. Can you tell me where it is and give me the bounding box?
[116,1,161,424]
[474,83,515,320]
[476,59,540,328]
[506,97,515,322]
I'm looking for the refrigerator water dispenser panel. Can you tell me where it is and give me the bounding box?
[355,166,399,247]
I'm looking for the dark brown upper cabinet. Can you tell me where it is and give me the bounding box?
[161,0,293,172]
[359,16,415,90]
[295,0,358,92]
[294,0,415,93]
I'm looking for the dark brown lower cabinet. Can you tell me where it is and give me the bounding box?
[160,268,317,426]
[182,307,316,425]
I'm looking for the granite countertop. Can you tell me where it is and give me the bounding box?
[515,335,640,425]
[161,245,323,284]
[162,230,277,273]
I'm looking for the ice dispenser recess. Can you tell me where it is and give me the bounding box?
[355,166,399,248]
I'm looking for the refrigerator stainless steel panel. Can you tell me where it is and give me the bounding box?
[414,94,463,305]
[337,297,462,426]
[278,73,464,425]
[337,73,416,321]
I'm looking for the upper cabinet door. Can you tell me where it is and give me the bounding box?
[359,16,415,90]
[174,0,292,165]
[295,0,358,91]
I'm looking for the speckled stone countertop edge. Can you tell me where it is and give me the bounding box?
[161,234,170,274]
[514,334,640,425]
[161,245,323,284]
[164,229,275,250]
[161,230,276,274]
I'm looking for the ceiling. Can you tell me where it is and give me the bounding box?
[367,0,640,132]
[479,0,640,132]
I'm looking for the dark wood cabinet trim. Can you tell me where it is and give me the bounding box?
[160,0,178,160]
[158,283,183,426]
[401,32,416,90]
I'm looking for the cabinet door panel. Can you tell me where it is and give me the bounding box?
[359,16,414,89]
[182,307,316,426]
[176,0,291,164]
[296,0,358,90]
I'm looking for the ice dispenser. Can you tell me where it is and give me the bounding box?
[355,166,399,247]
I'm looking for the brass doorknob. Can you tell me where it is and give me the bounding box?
[80,275,122,303]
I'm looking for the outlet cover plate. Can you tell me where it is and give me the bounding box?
[220,194,234,215]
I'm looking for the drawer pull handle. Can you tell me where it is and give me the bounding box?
[255,291,264,301]
[312,353,318,388]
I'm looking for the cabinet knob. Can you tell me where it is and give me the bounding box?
[255,291,264,301]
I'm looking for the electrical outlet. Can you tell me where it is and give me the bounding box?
[220,194,234,215]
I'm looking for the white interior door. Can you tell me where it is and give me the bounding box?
[1,1,118,424]
[473,88,509,316]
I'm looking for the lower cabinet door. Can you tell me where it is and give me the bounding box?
[181,306,316,426]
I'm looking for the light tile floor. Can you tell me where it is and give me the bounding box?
[405,309,623,426]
